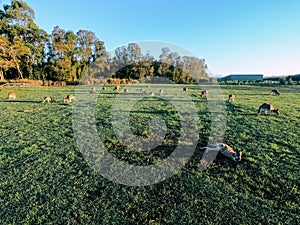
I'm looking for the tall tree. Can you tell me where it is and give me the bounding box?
[47,27,108,81]
[48,26,77,81]
[0,0,48,79]
[181,56,208,82]
[76,29,106,80]
[112,43,144,79]
[0,35,30,79]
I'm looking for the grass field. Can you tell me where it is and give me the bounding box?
[0,84,299,224]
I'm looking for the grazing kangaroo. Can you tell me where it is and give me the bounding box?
[140,88,146,94]
[149,92,155,96]
[7,92,16,100]
[270,89,280,96]
[201,89,208,98]
[113,85,120,92]
[42,96,54,103]
[159,89,164,96]
[90,87,96,94]
[228,94,235,102]
[183,87,188,93]
[204,143,242,162]
[257,103,280,116]
[64,94,77,103]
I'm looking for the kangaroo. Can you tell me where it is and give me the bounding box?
[270,89,280,96]
[124,88,129,94]
[140,88,146,94]
[159,89,164,96]
[257,103,280,116]
[205,143,242,162]
[64,94,77,103]
[113,85,120,92]
[228,94,235,102]
[90,87,96,94]
[183,87,188,93]
[102,87,106,91]
[42,96,54,103]
[201,89,208,98]
[149,92,155,96]
[7,92,16,100]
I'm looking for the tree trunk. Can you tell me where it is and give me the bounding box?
[13,57,24,79]
[0,68,4,80]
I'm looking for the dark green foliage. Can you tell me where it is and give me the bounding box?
[1,1,208,83]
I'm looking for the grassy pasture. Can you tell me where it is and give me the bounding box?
[0,84,299,224]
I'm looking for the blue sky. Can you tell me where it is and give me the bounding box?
[2,0,300,76]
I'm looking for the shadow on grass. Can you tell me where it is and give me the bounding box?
[242,113,258,116]
[57,103,74,106]
[226,103,260,116]
[0,100,41,103]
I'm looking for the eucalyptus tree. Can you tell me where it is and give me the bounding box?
[48,26,78,81]
[156,47,182,81]
[181,56,208,82]
[112,43,146,79]
[76,29,107,80]
[78,35,109,81]
[125,43,144,79]
[47,27,108,81]
[156,47,171,78]
[0,35,30,79]
[142,52,155,77]
[0,0,48,79]
[126,43,143,62]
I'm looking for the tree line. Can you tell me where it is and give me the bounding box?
[0,0,208,83]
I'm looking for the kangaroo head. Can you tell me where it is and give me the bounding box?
[228,151,242,162]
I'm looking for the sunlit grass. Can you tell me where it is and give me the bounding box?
[0,84,299,224]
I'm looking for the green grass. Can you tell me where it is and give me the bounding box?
[0,84,299,224]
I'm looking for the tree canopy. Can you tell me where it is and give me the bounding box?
[0,0,209,83]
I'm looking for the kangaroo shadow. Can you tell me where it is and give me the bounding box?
[226,103,259,116]
[0,100,41,103]
[236,112,258,116]
[57,103,74,106]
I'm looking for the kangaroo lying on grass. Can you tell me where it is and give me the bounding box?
[7,92,16,100]
[204,143,242,162]
[257,103,280,116]
[64,94,77,103]
[42,96,54,103]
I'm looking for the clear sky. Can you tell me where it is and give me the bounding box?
[1,0,300,77]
